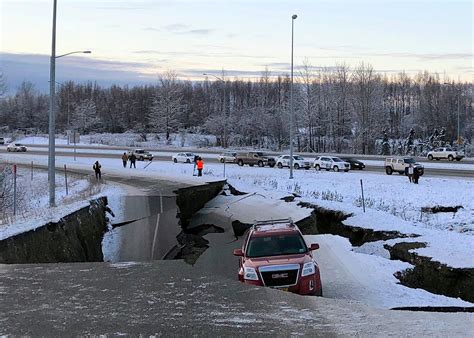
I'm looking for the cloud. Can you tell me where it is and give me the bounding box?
[160,24,213,35]
[132,50,275,59]
[0,53,157,94]
[366,52,473,61]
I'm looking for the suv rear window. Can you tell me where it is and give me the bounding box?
[246,234,307,258]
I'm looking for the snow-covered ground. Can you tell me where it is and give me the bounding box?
[1,151,473,308]
[15,132,217,149]
[0,165,126,241]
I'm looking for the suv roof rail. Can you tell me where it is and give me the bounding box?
[252,218,295,230]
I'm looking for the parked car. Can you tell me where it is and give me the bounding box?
[276,155,312,169]
[7,143,27,152]
[340,157,365,170]
[385,157,424,176]
[427,147,464,161]
[313,156,350,172]
[127,149,153,161]
[218,151,237,163]
[233,219,322,296]
[235,152,276,167]
[0,137,5,145]
[172,152,196,163]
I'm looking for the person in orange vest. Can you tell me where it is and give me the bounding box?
[196,157,204,177]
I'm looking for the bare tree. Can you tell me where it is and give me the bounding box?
[351,62,383,154]
[149,71,183,141]
[0,72,6,99]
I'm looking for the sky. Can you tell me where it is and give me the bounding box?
[0,0,472,93]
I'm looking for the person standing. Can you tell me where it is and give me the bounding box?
[407,164,414,183]
[129,153,137,168]
[93,161,102,180]
[196,157,204,177]
[413,167,420,184]
[121,152,128,168]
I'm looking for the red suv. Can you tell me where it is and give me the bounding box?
[233,219,322,296]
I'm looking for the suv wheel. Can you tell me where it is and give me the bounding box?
[294,163,300,169]
[220,158,225,163]
[385,166,393,175]
[277,162,283,169]
[258,160,264,167]
[315,164,320,171]
[238,159,244,166]
[173,158,177,163]
[139,156,144,161]
[448,155,454,161]
[186,159,191,163]
[333,166,339,172]
[428,154,433,160]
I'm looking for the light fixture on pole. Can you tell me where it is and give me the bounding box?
[48,0,91,207]
[289,14,297,180]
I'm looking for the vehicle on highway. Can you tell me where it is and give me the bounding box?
[0,137,5,145]
[276,155,311,169]
[313,156,350,172]
[233,219,322,296]
[218,151,237,163]
[235,152,276,167]
[385,157,424,176]
[7,143,27,152]
[340,157,365,170]
[172,152,196,163]
[427,147,465,161]
[127,149,153,161]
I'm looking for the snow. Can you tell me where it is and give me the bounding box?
[0,166,127,241]
[1,148,473,307]
[307,234,473,308]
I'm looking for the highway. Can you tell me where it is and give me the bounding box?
[2,146,473,178]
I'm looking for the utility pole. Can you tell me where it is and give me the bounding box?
[48,0,57,207]
[289,14,297,180]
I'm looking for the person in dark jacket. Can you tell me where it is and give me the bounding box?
[93,161,102,180]
[122,152,128,168]
[413,167,420,184]
[129,153,137,168]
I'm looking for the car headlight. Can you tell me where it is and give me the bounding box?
[244,267,259,281]
[302,262,316,277]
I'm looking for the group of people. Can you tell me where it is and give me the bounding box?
[93,152,205,181]
[121,152,137,168]
[406,164,421,184]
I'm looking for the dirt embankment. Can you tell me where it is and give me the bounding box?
[0,197,108,264]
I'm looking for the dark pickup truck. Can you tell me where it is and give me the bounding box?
[235,152,276,167]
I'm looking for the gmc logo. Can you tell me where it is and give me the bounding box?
[272,273,288,279]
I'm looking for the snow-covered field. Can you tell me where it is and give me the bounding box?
[0,165,125,241]
[16,132,218,149]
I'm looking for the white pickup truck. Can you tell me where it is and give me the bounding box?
[427,147,465,161]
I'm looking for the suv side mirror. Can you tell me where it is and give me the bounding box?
[309,243,319,251]
[233,249,244,256]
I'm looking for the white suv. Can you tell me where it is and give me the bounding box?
[276,155,312,169]
[172,152,196,163]
[385,157,424,176]
[7,143,27,152]
[313,156,350,172]
[427,147,464,161]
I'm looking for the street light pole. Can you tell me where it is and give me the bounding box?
[289,14,297,180]
[48,0,91,207]
[48,0,57,207]
[457,95,460,145]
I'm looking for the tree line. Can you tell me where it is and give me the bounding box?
[0,63,472,154]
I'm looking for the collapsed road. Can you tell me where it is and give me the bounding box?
[0,174,473,336]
